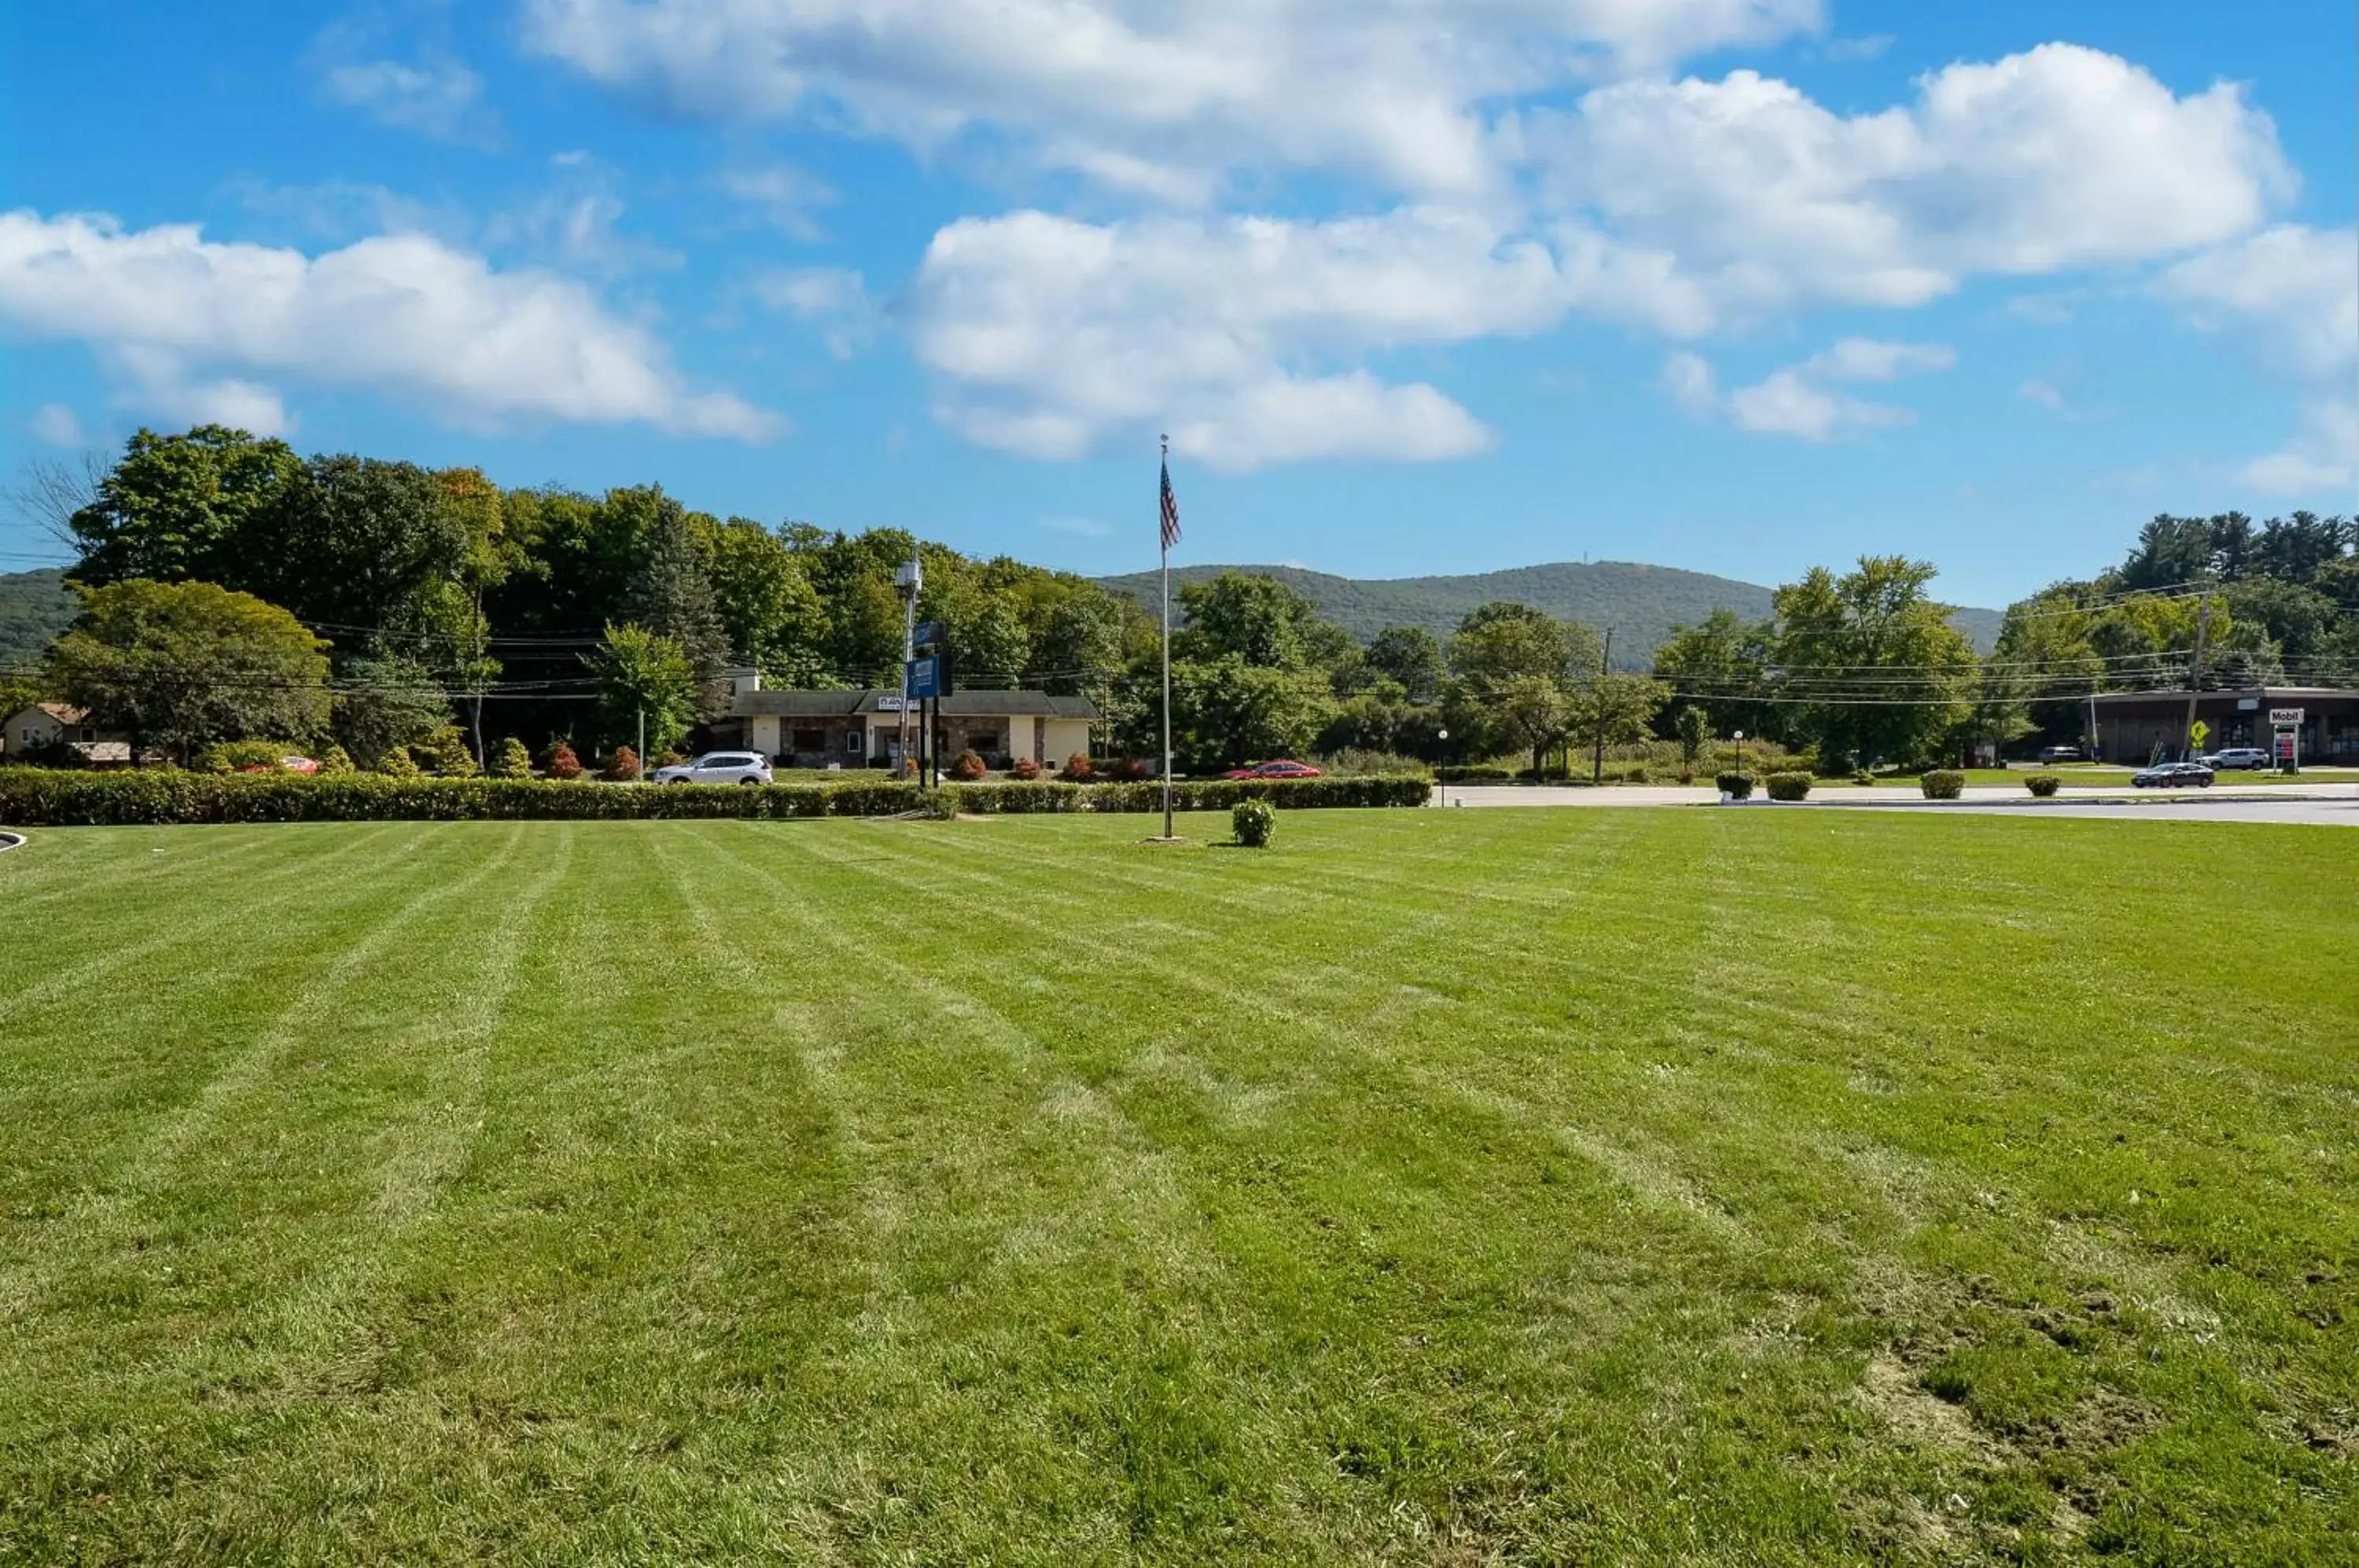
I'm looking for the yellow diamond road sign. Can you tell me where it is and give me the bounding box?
[2189,720,2210,746]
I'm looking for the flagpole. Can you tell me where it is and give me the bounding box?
[1160,432,1175,839]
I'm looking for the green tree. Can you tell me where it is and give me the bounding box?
[1651,609,1777,740]
[697,516,826,677]
[1772,557,1978,769]
[47,580,329,764]
[1171,655,1337,770]
[491,736,534,778]
[624,498,731,714]
[332,654,449,769]
[587,624,697,757]
[67,426,302,587]
[1364,626,1445,703]
[1443,602,1600,775]
[1674,705,1711,768]
[1175,572,1323,668]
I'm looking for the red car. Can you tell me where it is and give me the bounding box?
[1221,760,1323,780]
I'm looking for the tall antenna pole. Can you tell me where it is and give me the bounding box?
[1161,433,1175,841]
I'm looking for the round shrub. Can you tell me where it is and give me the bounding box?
[1716,771,1755,801]
[604,745,642,782]
[1919,769,1966,801]
[1853,768,1875,786]
[1060,752,1095,782]
[1765,771,1812,801]
[1110,756,1153,782]
[1009,756,1042,781]
[951,749,988,782]
[376,745,421,778]
[2025,773,2062,797]
[1232,798,1275,848]
[545,741,584,781]
[491,737,534,778]
[318,743,356,775]
[415,724,480,777]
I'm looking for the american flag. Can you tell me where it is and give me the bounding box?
[1159,453,1181,553]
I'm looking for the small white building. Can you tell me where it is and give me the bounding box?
[1,703,131,765]
[715,678,1099,770]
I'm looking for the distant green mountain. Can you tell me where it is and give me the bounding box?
[1099,560,2003,664]
[0,568,75,667]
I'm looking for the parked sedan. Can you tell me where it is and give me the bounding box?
[2037,745,2086,764]
[2202,747,2273,771]
[1220,760,1323,780]
[652,750,774,786]
[2131,760,2214,789]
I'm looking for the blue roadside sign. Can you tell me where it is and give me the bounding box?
[913,620,947,650]
[906,655,943,699]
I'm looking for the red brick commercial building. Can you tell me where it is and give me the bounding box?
[2088,686,2359,765]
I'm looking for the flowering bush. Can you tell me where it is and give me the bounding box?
[1232,799,1276,848]
[1010,756,1042,780]
[951,749,988,782]
[1060,752,1095,782]
[546,742,584,780]
[604,745,641,782]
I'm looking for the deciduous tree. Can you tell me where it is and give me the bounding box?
[48,579,329,763]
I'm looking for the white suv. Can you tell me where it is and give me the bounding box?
[652,751,774,786]
[2202,748,2272,771]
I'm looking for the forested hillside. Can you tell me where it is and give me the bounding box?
[0,568,75,665]
[1101,560,2001,661]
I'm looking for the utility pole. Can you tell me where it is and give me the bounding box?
[896,548,921,778]
[2086,685,2100,763]
[2181,591,2211,761]
[636,706,645,782]
[1591,627,1613,786]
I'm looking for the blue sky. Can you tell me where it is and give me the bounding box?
[2,0,2352,609]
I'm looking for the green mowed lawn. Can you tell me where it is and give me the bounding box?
[2,812,2352,1565]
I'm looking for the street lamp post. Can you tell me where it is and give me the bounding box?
[1734,729,1745,777]
[1437,727,1449,809]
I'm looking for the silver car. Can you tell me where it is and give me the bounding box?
[652,750,774,786]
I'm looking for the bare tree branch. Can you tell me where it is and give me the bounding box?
[6,451,105,556]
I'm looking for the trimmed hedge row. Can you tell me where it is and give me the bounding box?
[0,770,1430,826]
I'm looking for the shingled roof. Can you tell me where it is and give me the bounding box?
[731,689,1100,721]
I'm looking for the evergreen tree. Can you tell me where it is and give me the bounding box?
[624,499,731,715]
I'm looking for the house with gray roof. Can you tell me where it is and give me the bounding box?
[713,675,1100,770]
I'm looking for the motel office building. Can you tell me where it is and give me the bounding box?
[2088,686,2359,765]
[713,679,1100,771]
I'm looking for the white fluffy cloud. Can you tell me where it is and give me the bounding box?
[1664,337,1952,441]
[523,0,1825,196]
[890,42,2302,466]
[2158,225,2357,493]
[908,207,1622,467]
[1532,43,2293,324]
[0,210,776,440]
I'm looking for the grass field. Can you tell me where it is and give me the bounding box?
[2,810,2353,1564]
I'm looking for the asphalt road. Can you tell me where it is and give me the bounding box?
[1435,782,2359,827]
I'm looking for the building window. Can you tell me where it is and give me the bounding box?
[792,728,824,753]
[968,731,1002,754]
[845,731,863,754]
